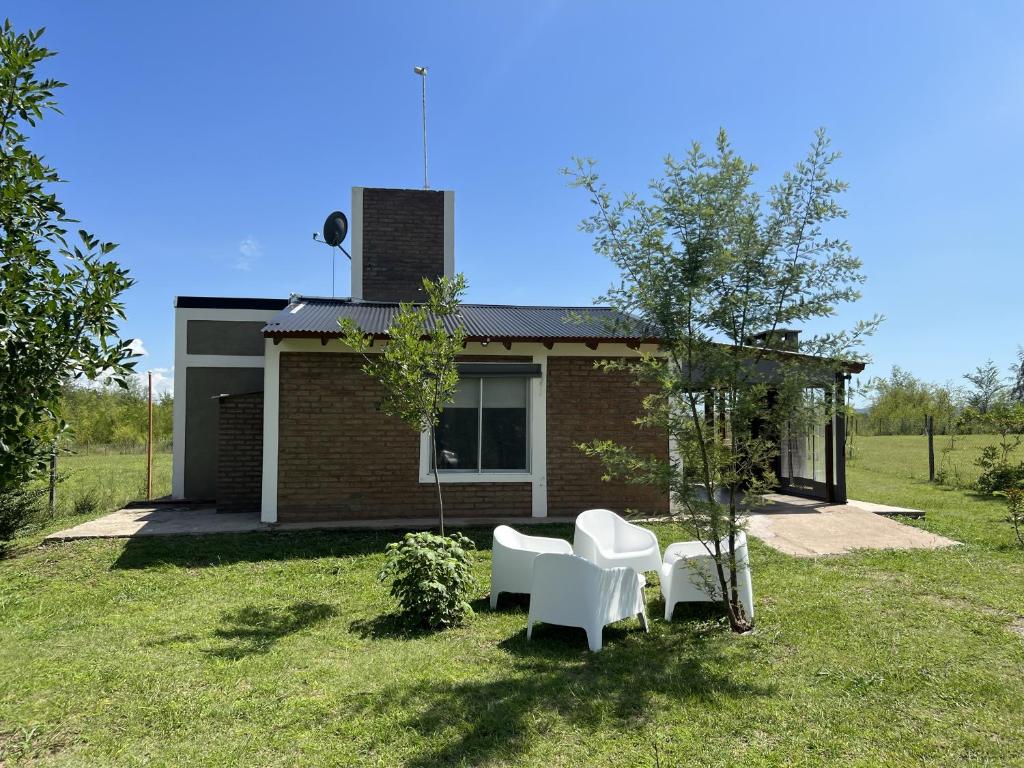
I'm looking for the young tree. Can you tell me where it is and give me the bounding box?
[963,360,1006,414]
[340,275,467,536]
[566,129,878,633]
[1,22,135,522]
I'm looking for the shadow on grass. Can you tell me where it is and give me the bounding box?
[207,601,336,659]
[349,597,502,640]
[109,525,513,570]
[353,612,771,768]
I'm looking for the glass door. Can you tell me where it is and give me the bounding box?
[779,388,832,500]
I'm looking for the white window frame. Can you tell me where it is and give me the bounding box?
[419,374,535,484]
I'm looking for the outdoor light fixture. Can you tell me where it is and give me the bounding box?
[413,65,428,188]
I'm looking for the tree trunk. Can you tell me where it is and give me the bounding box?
[430,423,445,537]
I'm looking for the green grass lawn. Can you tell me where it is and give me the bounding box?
[2,441,1023,766]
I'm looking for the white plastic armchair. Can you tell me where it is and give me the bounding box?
[573,508,662,574]
[490,525,573,609]
[526,553,648,652]
[660,531,754,622]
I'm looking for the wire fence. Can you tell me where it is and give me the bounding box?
[848,414,960,437]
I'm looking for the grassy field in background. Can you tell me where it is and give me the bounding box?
[24,452,171,536]
[1,440,1022,766]
[848,433,1006,490]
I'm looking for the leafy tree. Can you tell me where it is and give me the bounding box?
[340,275,467,535]
[963,360,1006,414]
[59,380,174,451]
[567,129,877,633]
[866,366,959,435]
[1010,347,1024,404]
[0,21,135,527]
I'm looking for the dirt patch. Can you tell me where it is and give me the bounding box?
[1009,617,1024,639]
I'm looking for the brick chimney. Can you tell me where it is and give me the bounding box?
[745,328,801,351]
[351,187,454,302]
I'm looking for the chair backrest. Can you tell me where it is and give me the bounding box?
[493,524,524,551]
[576,509,619,547]
[531,553,600,610]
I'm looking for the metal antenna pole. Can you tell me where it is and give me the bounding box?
[414,66,429,189]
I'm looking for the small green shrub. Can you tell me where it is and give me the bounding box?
[72,490,100,517]
[995,487,1024,548]
[378,531,477,629]
[0,486,45,548]
[975,446,1024,494]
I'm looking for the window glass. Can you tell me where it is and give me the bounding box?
[433,376,530,473]
[481,378,528,471]
[435,379,479,470]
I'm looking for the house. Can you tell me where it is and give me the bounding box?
[171,186,862,524]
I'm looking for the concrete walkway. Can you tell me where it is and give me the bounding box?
[43,505,578,542]
[747,494,958,557]
[44,495,959,557]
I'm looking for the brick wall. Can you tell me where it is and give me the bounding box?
[546,356,669,516]
[361,188,445,302]
[217,392,264,513]
[276,352,531,522]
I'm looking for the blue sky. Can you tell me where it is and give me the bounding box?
[8,1,1024,397]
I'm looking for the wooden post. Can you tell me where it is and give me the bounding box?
[926,414,935,482]
[834,376,848,504]
[147,371,154,500]
[48,442,57,517]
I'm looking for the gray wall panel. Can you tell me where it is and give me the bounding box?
[184,367,265,499]
[187,320,267,356]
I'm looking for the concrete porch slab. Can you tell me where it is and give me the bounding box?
[44,505,263,541]
[747,496,958,557]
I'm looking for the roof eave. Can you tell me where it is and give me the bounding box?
[262,330,662,346]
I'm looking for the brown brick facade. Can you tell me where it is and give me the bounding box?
[545,356,669,516]
[217,392,264,513]
[276,352,531,522]
[361,188,445,302]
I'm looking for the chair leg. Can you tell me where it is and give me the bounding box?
[490,591,499,610]
[526,618,534,641]
[585,625,603,652]
[664,600,675,622]
[638,610,649,633]
[740,572,754,622]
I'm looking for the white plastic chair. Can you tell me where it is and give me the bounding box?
[490,525,574,609]
[573,508,661,574]
[660,531,754,622]
[526,553,649,651]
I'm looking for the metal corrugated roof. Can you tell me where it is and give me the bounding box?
[261,296,658,342]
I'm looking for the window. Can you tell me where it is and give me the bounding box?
[434,377,529,473]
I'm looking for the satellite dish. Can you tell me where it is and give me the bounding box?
[322,211,348,247]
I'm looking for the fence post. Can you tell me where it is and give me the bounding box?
[147,371,154,500]
[48,442,57,516]
[927,414,935,482]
